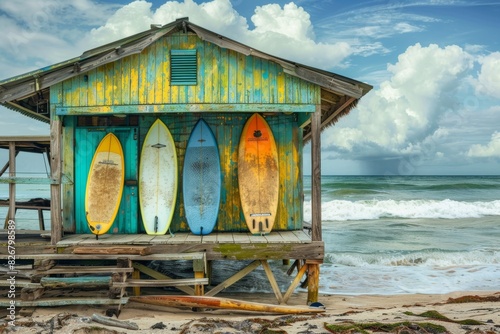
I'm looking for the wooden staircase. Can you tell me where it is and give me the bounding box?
[0,248,207,314]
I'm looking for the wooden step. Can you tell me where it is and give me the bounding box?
[113,278,208,288]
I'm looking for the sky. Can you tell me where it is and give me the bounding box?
[1,0,499,175]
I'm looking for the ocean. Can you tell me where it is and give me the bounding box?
[303,175,500,295]
[2,175,499,295]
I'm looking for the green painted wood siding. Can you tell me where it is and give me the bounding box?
[74,127,138,234]
[64,113,302,234]
[55,32,320,108]
[141,113,303,232]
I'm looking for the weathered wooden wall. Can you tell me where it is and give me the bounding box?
[67,113,302,234]
[52,32,320,110]
[55,31,316,234]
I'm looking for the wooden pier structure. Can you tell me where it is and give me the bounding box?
[0,18,371,310]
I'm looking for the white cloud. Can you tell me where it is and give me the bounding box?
[87,0,352,70]
[326,43,474,156]
[474,52,500,99]
[467,132,500,158]
[0,0,119,77]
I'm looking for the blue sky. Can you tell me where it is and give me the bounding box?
[1,0,499,175]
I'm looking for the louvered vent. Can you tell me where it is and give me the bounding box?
[170,49,197,85]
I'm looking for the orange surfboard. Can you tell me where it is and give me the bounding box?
[238,113,279,235]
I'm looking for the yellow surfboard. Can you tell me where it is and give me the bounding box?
[85,133,124,237]
[238,113,279,235]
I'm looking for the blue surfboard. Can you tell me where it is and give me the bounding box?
[183,119,221,235]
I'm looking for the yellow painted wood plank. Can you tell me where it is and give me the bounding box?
[261,59,270,103]
[113,60,122,105]
[184,34,197,103]
[129,53,139,104]
[170,33,180,103]
[227,49,237,103]
[95,66,105,105]
[71,76,80,107]
[236,53,245,103]
[121,56,131,105]
[253,56,262,103]
[138,48,148,104]
[146,42,156,104]
[161,36,171,104]
[62,80,72,107]
[277,68,285,103]
[213,46,221,102]
[203,40,214,103]
[87,69,97,106]
[244,56,253,103]
[154,38,164,104]
[104,62,114,105]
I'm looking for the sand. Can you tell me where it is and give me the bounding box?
[4,291,499,333]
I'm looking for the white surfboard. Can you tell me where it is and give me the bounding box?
[139,119,178,235]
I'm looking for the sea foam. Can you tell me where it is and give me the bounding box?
[304,199,500,221]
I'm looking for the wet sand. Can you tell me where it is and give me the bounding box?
[6,290,499,333]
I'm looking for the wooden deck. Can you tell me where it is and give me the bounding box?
[1,230,323,261]
[58,230,312,246]
[0,230,322,308]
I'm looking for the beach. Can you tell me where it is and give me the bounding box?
[5,291,499,333]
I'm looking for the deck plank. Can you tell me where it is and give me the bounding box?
[185,233,203,243]
[264,232,287,243]
[232,232,251,244]
[248,233,267,243]
[292,230,311,243]
[200,233,217,243]
[216,232,234,243]
[132,234,157,244]
[150,234,174,244]
[279,231,301,243]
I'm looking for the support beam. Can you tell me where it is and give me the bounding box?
[50,119,62,245]
[308,106,322,304]
[306,263,320,304]
[310,107,322,242]
[8,142,15,222]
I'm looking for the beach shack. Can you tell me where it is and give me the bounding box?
[0,18,371,310]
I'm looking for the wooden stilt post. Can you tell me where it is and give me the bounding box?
[193,256,206,296]
[132,268,141,296]
[306,260,321,304]
[50,118,62,245]
[308,106,322,304]
[8,141,16,223]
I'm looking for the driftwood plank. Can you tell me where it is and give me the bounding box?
[73,246,152,255]
[0,297,128,307]
[91,313,139,330]
[129,295,325,314]
[38,266,133,275]
[40,276,111,289]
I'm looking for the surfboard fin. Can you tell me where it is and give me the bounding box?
[154,216,158,233]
